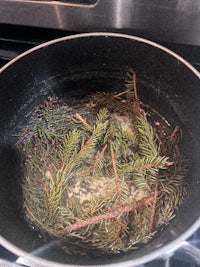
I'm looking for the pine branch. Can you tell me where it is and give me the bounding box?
[92,92,132,114]
[59,129,81,163]
[168,126,181,142]
[136,116,159,157]
[148,178,159,233]
[78,133,94,155]
[112,90,130,99]
[24,203,57,236]
[110,143,122,203]
[118,156,172,173]
[130,160,173,171]
[75,113,93,132]
[45,169,67,220]
[18,73,187,254]
[132,72,142,116]
[162,126,182,156]
[95,108,110,125]
[90,143,108,175]
[160,159,187,196]
[64,196,154,233]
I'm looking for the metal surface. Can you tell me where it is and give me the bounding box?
[0,0,200,45]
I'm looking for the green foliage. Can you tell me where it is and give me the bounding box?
[59,129,82,163]
[17,70,187,255]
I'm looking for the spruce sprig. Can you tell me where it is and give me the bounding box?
[18,69,187,255]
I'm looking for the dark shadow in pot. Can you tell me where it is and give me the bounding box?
[0,144,45,252]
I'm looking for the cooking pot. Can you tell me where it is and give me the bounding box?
[0,32,200,267]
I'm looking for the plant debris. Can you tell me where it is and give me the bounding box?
[16,70,187,255]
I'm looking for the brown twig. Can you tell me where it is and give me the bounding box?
[64,196,154,232]
[133,73,142,116]
[112,90,130,99]
[90,143,108,175]
[75,113,93,132]
[110,144,122,203]
[175,144,181,157]
[115,223,122,238]
[165,126,182,158]
[168,126,181,142]
[78,134,93,154]
[148,178,159,233]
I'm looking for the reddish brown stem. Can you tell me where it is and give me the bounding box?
[38,179,50,191]
[175,144,181,157]
[112,90,130,99]
[133,73,142,115]
[148,178,159,233]
[78,134,93,154]
[64,196,154,232]
[110,144,122,203]
[168,126,180,142]
[75,113,92,132]
[115,223,122,238]
[90,144,108,175]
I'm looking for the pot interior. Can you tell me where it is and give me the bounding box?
[0,34,200,266]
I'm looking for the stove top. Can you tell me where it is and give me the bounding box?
[0,24,200,267]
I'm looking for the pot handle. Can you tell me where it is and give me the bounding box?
[0,258,41,267]
[1,242,200,266]
[162,241,200,265]
[14,243,200,266]
[0,259,21,266]
[177,241,200,265]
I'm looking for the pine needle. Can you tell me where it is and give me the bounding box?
[17,70,187,255]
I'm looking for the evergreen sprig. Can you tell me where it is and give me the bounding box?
[17,69,187,255]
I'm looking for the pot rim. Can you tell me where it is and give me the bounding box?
[0,32,200,267]
[0,32,200,79]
